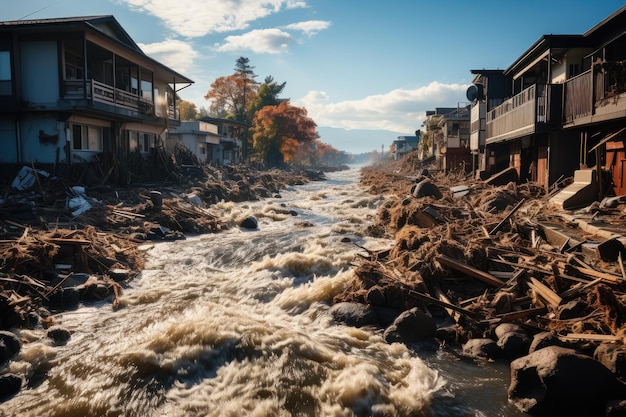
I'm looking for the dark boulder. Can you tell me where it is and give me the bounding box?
[47,327,71,345]
[509,346,626,417]
[411,179,442,199]
[239,216,259,230]
[383,307,436,344]
[0,331,21,365]
[528,332,567,354]
[329,302,379,328]
[435,325,461,344]
[494,324,531,360]
[557,299,589,320]
[462,338,500,360]
[0,374,22,400]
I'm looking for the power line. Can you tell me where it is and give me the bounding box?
[18,0,66,20]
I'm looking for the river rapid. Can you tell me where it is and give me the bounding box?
[1,166,526,417]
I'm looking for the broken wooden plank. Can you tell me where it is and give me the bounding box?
[434,287,462,323]
[380,271,479,319]
[527,277,562,308]
[496,307,547,321]
[45,237,91,246]
[560,333,622,342]
[618,252,626,281]
[489,198,526,235]
[564,264,620,284]
[436,254,505,287]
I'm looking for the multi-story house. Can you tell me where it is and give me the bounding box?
[438,103,472,173]
[0,16,193,180]
[422,106,472,173]
[562,6,626,197]
[471,5,626,202]
[467,69,510,176]
[169,118,245,165]
[390,135,420,160]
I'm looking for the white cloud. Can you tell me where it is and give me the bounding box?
[294,81,470,133]
[138,39,199,73]
[215,29,294,54]
[284,20,331,36]
[119,0,308,37]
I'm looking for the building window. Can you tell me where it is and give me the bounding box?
[65,49,84,80]
[0,51,12,95]
[72,123,103,151]
[141,133,155,153]
[129,131,156,153]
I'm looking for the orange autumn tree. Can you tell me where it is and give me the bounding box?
[292,140,342,166]
[204,73,258,121]
[252,102,319,167]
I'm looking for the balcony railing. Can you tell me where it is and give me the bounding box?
[564,62,626,124]
[486,84,561,144]
[63,79,177,120]
[563,70,593,123]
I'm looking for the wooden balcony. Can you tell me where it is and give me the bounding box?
[564,64,626,127]
[486,84,562,144]
[63,80,177,120]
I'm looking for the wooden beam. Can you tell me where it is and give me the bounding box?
[527,277,562,308]
[434,287,462,323]
[489,198,526,235]
[496,307,547,321]
[560,333,621,342]
[436,254,505,287]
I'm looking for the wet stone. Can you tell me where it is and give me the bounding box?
[462,338,500,360]
[239,216,259,230]
[329,302,379,328]
[0,374,22,400]
[47,326,71,345]
[0,331,21,365]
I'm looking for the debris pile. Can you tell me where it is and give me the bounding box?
[333,157,626,413]
[0,161,326,329]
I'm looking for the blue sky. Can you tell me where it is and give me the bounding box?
[5,1,624,153]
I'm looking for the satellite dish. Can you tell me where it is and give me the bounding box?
[466,84,484,102]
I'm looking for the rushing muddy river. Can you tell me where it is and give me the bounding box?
[1,167,526,417]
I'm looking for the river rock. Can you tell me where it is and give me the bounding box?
[49,286,81,309]
[0,331,21,365]
[557,299,589,320]
[411,179,442,199]
[594,343,626,380]
[0,374,22,400]
[383,307,436,344]
[329,302,379,328]
[462,338,500,360]
[509,346,626,417]
[47,326,71,345]
[371,306,401,327]
[494,323,525,339]
[366,286,386,306]
[495,324,531,360]
[239,216,258,229]
[435,325,461,344]
[529,332,567,354]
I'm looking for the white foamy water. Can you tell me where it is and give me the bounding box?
[1,167,524,417]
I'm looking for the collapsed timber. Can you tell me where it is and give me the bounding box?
[0,158,326,330]
[333,157,626,416]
